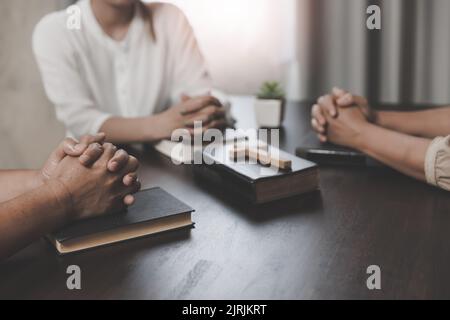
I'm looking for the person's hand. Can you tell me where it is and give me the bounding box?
[39,134,139,205]
[154,95,228,139]
[311,87,376,142]
[40,133,106,181]
[48,143,141,221]
[324,105,369,149]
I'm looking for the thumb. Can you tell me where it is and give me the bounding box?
[332,87,347,99]
[181,94,191,102]
[53,138,81,162]
[43,138,81,178]
[336,93,367,108]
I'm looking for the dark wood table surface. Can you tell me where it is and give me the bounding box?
[1,99,450,300]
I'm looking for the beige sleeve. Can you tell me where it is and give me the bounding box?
[425,136,450,191]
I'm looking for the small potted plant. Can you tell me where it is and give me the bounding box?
[254,81,286,128]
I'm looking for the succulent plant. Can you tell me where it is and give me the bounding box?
[257,81,285,100]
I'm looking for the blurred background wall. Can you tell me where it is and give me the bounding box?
[1,0,450,168]
[159,0,450,105]
[0,0,68,169]
[298,0,450,105]
[147,0,298,97]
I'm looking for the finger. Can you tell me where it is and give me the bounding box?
[123,172,138,187]
[107,149,129,172]
[311,118,325,134]
[317,133,327,143]
[181,96,222,115]
[121,180,141,199]
[187,119,228,135]
[54,138,80,161]
[192,104,226,116]
[181,94,191,102]
[311,104,326,126]
[336,93,354,107]
[43,137,82,179]
[184,107,226,126]
[184,113,213,127]
[119,155,139,176]
[96,142,117,165]
[352,95,368,108]
[72,133,106,155]
[206,119,228,130]
[181,97,217,115]
[123,195,136,206]
[318,95,337,117]
[79,143,104,166]
[78,132,106,146]
[332,87,347,99]
[200,105,226,119]
[336,93,367,108]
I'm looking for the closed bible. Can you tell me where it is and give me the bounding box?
[194,144,319,204]
[47,187,194,254]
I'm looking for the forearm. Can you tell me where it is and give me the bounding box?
[0,170,42,203]
[376,107,450,138]
[0,180,70,260]
[99,115,165,144]
[354,123,431,181]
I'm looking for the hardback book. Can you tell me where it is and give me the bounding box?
[193,143,319,204]
[47,187,195,254]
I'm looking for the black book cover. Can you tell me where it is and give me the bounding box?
[194,144,318,203]
[200,144,317,182]
[52,187,194,243]
[296,145,382,167]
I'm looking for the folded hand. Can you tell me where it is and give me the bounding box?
[311,87,376,143]
[40,133,140,207]
[155,95,228,139]
[49,142,141,221]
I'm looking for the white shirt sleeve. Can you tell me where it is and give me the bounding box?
[164,6,231,124]
[32,15,112,138]
[166,7,217,104]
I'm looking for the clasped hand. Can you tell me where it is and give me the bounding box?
[155,95,228,139]
[310,87,377,149]
[39,133,141,221]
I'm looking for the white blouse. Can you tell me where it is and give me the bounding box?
[33,0,217,138]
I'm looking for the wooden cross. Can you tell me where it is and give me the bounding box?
[229,144,292,171]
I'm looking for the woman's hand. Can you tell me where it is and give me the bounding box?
[48,142,141,221]
[153,95,228,140]
[311,87,377,142]
[325,106,369,149]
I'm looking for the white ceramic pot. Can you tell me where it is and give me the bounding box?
[254,99,285,128]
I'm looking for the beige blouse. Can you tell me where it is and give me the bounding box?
[425,136,450,191]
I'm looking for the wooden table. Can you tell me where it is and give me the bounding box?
[1,98,450,300]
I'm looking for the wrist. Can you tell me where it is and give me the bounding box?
[352,122,374,152]
[45,179,75,224]
[143,114,166,142]
[29,170,45,190]
[373,110,390,128]
[369,109,379,124]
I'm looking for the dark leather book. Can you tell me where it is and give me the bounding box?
[296,145,382,167]
[47,187,194,254]
[194,144,319,204]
